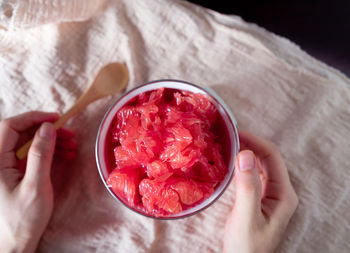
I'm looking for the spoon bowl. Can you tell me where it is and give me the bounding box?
[16,62,129,160]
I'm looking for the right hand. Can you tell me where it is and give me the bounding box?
[224,131,298,253]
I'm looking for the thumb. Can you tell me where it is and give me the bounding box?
[24,122,56,186]
[233,150,262,217]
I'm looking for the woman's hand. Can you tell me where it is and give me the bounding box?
[224,131,298,253]
[0,111,77,253]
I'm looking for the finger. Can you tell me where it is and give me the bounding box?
[239,131,290,185]
[24,122,56,186]
[239,131,278,159]
[54,149,77,160]
[4,111,58,132]
[269,192,298,230]
[56,139,78,151]
[239,131,298,219]
[57,128,75,140]
[0,122,19,154]
[233,150,262,217]
[0,111,58,153]
[0,152,17,169]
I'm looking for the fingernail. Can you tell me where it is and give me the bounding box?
[238,150,255,171]
[39,122,55,139]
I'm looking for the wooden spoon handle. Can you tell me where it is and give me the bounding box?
[53,86,102,129]
[15,140,33,160]
[15,86,102,160]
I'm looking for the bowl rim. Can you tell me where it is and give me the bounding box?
[95,79,240,220]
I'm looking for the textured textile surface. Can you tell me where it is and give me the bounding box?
[0,0,350,252]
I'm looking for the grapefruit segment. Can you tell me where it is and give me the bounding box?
[107,169,140,207]
[171,179,204,205]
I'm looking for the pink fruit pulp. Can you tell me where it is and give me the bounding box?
[104,87,231,217]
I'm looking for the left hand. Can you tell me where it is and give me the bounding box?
[0,111,77,253]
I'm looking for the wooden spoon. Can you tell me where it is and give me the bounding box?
[16,62,129,160]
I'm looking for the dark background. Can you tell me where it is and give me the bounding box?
[187,0,350,77]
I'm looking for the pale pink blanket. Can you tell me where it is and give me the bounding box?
[0,0,350,252]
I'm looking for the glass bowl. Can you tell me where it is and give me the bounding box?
[95,79,239,219]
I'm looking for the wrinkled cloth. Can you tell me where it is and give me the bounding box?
[0,0,350,252]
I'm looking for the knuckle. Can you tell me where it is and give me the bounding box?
[0,152,16,167]
[240,182,257,194]
[238,181,261,198]
[29,142,52,159]
[291,191,299,209]
[22,180,36,192]
[284,190,299,213]
[268,142,280,154]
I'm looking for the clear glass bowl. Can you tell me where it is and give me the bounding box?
[95,79,240,219]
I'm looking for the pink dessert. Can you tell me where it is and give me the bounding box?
[105,87,229,217]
